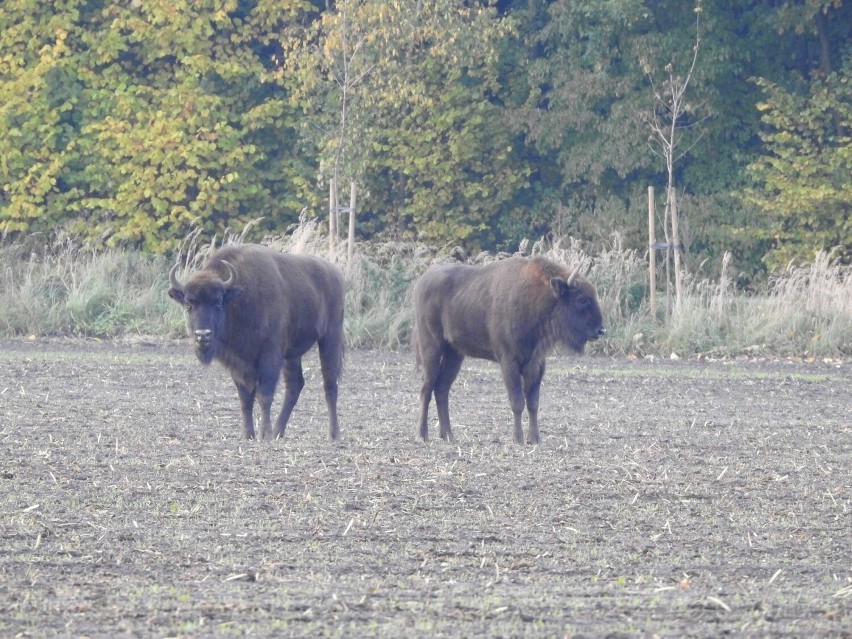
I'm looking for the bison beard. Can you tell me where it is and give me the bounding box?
[168,244,345,441]
[413,256,605,444]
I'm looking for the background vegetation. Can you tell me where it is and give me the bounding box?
[1,223,849,358]
[1,0,850,281]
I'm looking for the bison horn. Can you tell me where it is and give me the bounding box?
[169,263,183,291]
[220,260,237,287]
[566,263,583,286]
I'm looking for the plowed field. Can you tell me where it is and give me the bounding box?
[1,339,849,638]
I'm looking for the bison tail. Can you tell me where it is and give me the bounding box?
[318,324,345,379]
[411,325,421,372]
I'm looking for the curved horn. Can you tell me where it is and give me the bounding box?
[168,263,183,291]
[220,260,237,287]
[566,263,583,286]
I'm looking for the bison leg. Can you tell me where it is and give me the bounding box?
[255,365,284,441]
[417,344,442,441]
[318,334,343,441]
[434,348,463,442]
[234,383,257,440]
[499,361,526,444]
[272,357,304,439]
[522,360,546,445]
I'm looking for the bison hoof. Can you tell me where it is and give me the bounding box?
[524,430,540,445]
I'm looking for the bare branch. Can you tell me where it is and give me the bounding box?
[642,2,704,313]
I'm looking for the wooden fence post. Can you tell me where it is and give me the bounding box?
[347,181,356,265]
[648,186,656,318]
[328,177,337,255]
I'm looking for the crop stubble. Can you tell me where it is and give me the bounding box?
[0,339,849,638]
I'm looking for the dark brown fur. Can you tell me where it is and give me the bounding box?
[168,244,344,441]
[413,256,604,444]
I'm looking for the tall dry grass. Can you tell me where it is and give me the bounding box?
[0,235,176,338]
[1,221,849,357]
[750,252,852,355]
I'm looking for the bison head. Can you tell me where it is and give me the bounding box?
[168,261,243,365]
[549,265,606,353]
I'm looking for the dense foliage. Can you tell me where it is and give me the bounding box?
[0,0,316,252]
[744,60,851,271]
[1,0,849,276]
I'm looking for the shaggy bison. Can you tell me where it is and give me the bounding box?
[413,256,605,444]
[168,244,345,441]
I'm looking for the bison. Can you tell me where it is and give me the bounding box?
[413,256,605,444]
[168,244,345,441]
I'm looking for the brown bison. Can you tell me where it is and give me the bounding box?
[413,256,605,444]
[168,244,345,441]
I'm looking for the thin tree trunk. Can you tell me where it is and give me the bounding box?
[329,177,337,255]
[663,186,672,319]
[670,187,683,315]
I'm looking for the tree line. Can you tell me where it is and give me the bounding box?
[1,0,849,280]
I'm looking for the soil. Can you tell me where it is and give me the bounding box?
[0,338,849,638]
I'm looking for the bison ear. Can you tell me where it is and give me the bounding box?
[550,277,570,298]
[168,288,185,305]
[224,286,244,305]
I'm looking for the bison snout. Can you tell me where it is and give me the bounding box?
[593,327,607,340]
[194,329,213,344]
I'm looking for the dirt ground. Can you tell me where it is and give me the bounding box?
[0,338,849,638]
